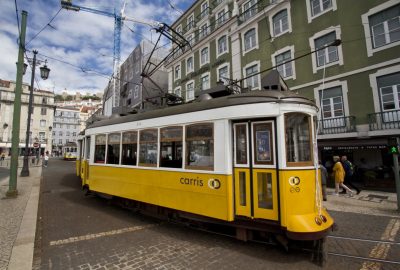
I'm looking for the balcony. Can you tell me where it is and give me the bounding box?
[238,3,259,24]
[317,116,356,135]
[197,7,211,22]
[212,0,225,8]
[368,110,400,130]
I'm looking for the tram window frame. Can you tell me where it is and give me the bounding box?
[159,126,183,169]
[121,131,138,166]
[94,134,106,164]
[252,122,274,166]
[106,133,121,165]
[85,136,91,160]
[285,113,313,167]
[186,123,214,171]
[139,129,158,167]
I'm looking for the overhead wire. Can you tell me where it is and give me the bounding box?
[26,7,62,46]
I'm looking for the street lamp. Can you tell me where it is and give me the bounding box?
[20,50,50,177]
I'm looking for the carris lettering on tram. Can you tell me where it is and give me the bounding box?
[180,177,203,186]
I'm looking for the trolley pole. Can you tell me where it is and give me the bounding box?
[7,10,28,197]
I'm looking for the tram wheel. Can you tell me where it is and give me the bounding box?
[311,238,327,266]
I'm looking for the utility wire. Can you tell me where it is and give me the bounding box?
[26,8,62,46]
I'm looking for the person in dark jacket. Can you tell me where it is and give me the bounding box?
[341,156,361,194]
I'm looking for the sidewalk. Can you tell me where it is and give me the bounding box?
[324,188,399,217]
[0,166,41,270]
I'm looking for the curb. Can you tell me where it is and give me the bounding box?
[7,168,41,270]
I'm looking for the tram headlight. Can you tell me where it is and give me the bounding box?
[315,216,322,226]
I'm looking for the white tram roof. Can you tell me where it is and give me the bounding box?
[87,91,316,129]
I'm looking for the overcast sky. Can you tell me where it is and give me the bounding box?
[0,0,192,95]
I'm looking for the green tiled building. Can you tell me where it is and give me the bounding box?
[165,0,400,189]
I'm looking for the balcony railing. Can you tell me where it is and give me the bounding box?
[197,7,211,21]
[368,110,400,130]
[238,3,259,24]
[317,116,356,135]
[212,0,225,8]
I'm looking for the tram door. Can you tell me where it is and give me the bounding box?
[233,121,278,221]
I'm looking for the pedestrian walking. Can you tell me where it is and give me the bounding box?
[319,161,328,201]
[44,152,49,167]
[332,156,353,196]
[341,155,361,194]
[0,152,5,160]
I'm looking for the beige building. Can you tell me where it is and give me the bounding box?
[0,79,55,156]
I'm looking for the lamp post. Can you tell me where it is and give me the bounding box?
[20,50,50,177]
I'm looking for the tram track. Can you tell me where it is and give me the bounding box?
[327,234,400,266]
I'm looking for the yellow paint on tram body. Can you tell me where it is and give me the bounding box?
[279,169,333,233]
[88,165,234,221]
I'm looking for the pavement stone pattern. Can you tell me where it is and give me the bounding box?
[0,171,32,270]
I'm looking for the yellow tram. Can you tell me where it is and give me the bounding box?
[76,89,333,262]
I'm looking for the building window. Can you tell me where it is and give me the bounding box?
[200,1,209,19]
[73,132,76,136]
[311,0,332,17]
[40,120,46,127]
[244,28,256,52]
[42,98,47,104]
[186,56,194,74]
[121,131,137,166]
[174,65,181,80]
[315,31,338,67]
[52,131,55,136]
[41,108,47,115]
[245,63,259,90]
[275,50,292,78]
[186,81,195,101]
[66,131,70,136]
[186,34,194,46]
[39,132,45,142]
[174,86,181,97]
[107,133,120,165]
[199,22,209,39]
[217,35,228,56]
[139,129,158,167]
[216,9,227,27]
[319,86,344,119]
[273,9,289,36]
[187,14,195,31]
[186,123,214,170]
[200,73,210,90]
[59,139,63,144]
[160,126,183,168]
[241,0,257,22]
[94,134,106,163]
[200,47,209,66]
[218,65,229,83]
[59,131,63,136]
[378,72,400,113]
[369,5,400,49]
[134,85,139,99]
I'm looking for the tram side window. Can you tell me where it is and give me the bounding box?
[139,129,158,167]
[186,123,214,170]
[285,113,313,166]
[85,137,91,160]
[107,133,121,165]
[121,131,137,166]
[94,134,106,163]
[160,126,183,168]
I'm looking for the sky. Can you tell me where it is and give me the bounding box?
[0,0,192,95]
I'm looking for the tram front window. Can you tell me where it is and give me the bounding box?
[285,113,313,166]
[160,126,183,168]
[121,131,137,166]
[107,133,121,165]
[94,134,106,163]
[186,123,214,170]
